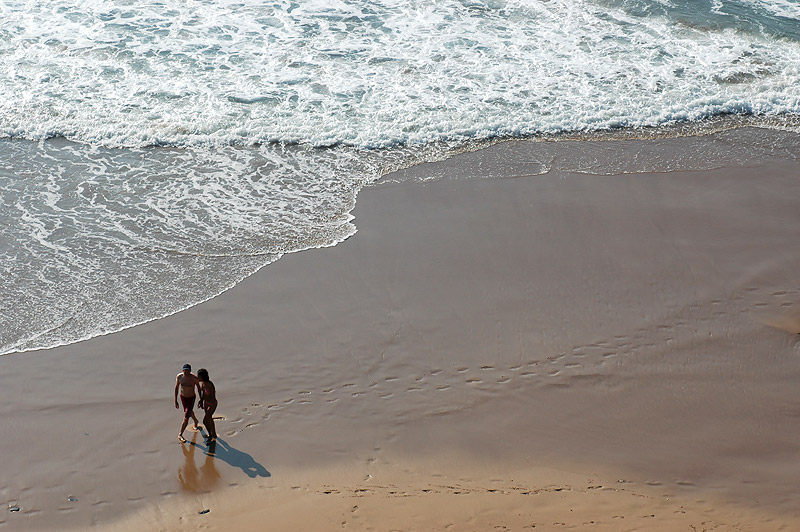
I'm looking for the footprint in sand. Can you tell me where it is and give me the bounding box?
[234,331,677,435]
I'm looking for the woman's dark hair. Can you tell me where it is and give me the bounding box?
[197,368,209,382]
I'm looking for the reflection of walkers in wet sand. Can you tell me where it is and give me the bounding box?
[197,368,218,443]
[177,433,200,492]
[175,363,202,443]
[178,433,220,493]
[199,448,221,487]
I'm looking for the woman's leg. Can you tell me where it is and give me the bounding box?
[204,403,217,440]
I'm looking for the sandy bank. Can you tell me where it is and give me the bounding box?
[2,129,800,531]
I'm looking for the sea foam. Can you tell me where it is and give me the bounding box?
[1,0,799,149]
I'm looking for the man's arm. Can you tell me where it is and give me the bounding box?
[174,377,180,408]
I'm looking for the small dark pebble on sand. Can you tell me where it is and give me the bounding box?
[199,509,210,515]
[9,506,20,512]
[67,497,78,502]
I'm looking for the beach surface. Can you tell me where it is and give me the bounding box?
[2,129,800,531]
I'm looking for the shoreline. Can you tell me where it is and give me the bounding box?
[4,121,799,358]
[2,130,800,530]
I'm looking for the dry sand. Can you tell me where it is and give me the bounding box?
[2,128,800,531]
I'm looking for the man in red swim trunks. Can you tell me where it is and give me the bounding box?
[174,363,202,443]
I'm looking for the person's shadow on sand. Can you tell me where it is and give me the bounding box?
[204,438,270,478]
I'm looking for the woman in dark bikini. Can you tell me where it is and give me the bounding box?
[197,368,218,443]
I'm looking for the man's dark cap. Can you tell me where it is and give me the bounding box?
[182,363,191,371]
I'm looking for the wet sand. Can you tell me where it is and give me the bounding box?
[2,129,800,531]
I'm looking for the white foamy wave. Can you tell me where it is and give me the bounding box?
[742,0,800,20]
[1,0,799,149]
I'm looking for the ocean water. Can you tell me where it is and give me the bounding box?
[1,0,799,355]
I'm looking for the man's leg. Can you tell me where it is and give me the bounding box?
[179,416,189,443]
[191,411,201,431]
[179,395,194,443]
